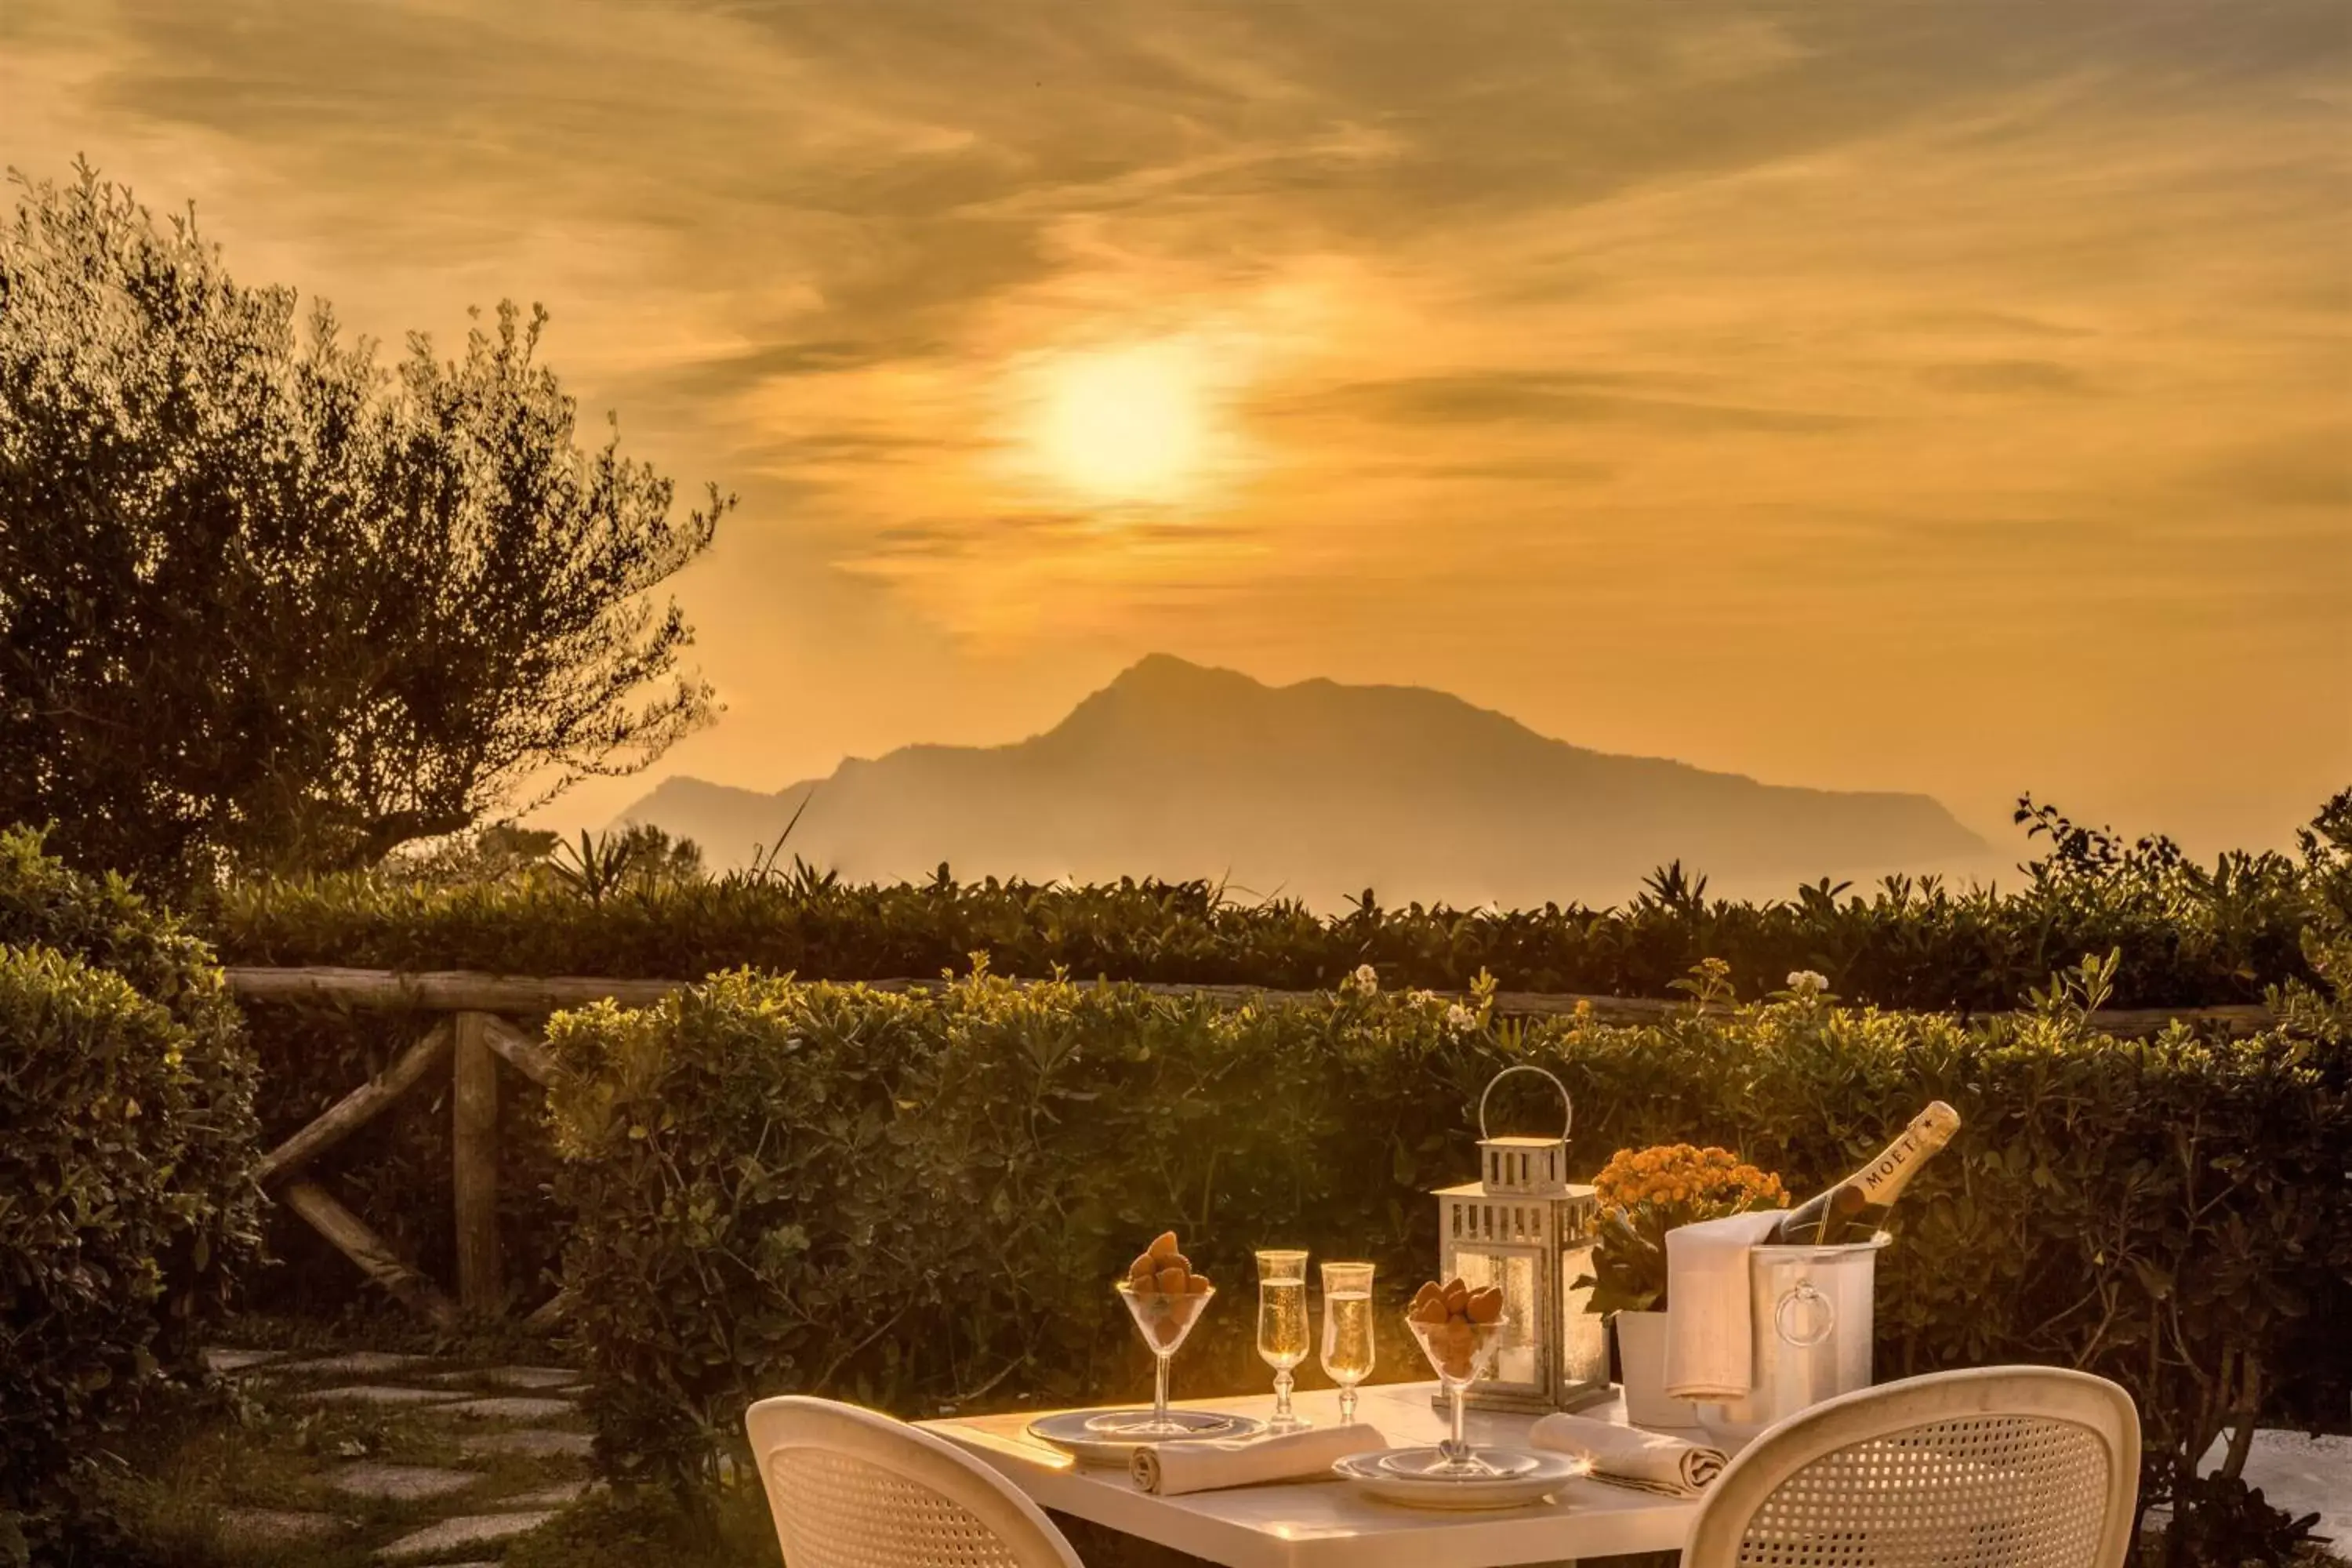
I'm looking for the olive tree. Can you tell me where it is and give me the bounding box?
[0,164,728,884]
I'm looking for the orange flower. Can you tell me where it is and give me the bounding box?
[1595,1143,1788,1218]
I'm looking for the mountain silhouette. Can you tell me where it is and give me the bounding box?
[614,655,1989,906]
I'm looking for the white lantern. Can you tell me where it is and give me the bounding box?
[1433,1065,1611,1412]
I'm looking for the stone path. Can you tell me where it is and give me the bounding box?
[200,1344,603,1563]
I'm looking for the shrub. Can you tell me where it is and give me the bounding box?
[207,804,2330,1010]
[545,967,2350,1544]
[0,828,258,1363]
[198,798,2343,1314]
[0,948,236,1551]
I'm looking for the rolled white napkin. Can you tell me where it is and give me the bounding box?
[1130,1424,1388,1496]
[1530,1413,1727,1497]
[1662,1210,1787,1401]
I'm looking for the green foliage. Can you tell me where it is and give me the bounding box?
[548,826,706,904]
[205,791,2343,1011]
[0,826,258,1558]
[0,826,259,1360]
[0,163,727,886]
[543,968,2351,1547]
[0,947,242,1552]
[1580,1206,1671,1316]
[198,797,2343,1325]
[2158,1473,2325,1567]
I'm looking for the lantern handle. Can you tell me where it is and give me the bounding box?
[1478,1064,1573,1145]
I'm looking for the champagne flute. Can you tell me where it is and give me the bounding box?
[1318,1261,1376,1424]
[1254,1249,1311,1432]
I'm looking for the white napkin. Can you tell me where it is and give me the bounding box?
[1662,1210,1787,1401]
[1530,1413,1727,1497]
[1130,1424,1388,1496]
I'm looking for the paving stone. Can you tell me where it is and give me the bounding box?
[435,1363,581,1391]
[327,1461,482,1502]
[436,1394,579,1421]
[296,1383,465,1407]
[2197,1429,2352,1545]
[375,1511,557,1560]
[459,1427,593,1460]
[270,1350,429,1378]
[498,1479,598,1508]
[219,1507,343,1544]
[202,1346,283,1375]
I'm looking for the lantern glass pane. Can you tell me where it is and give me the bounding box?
[1559,1242,1608,1385]
[1452,1249,1541,1387]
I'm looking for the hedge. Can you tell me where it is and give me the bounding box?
[543,963,2352,1543]
[0,831,260,1559]
[201,793,2345,1011]
[187,799,2343,1312]
[0,948,251,1556]
[0,828,258,1363]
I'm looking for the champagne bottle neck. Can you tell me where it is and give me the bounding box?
[1848,1102,1960,1208]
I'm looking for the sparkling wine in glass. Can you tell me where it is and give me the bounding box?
[1255,1249,1311,1432]
[1318,1261,1377,1424]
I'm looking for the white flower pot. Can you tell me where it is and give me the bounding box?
[1614,1309,1700,1428]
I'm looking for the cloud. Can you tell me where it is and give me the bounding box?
[4,0,2346,853]
[1918,360,2098,397]
[1276,372,1859,433]
[659,339,949,399]
[2192,430,2352,510]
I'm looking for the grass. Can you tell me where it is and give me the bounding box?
[82,1332,597,1567]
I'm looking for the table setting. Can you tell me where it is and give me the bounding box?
[921,1069,1962,1567]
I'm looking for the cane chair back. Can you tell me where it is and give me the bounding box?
[745,1395,1083,1568]
[1683,1367,2140,1568]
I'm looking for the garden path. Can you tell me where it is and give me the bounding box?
[198,1343,601,1565]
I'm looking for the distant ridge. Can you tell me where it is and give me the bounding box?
[615,655,1988,906]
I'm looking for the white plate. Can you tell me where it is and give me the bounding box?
[1026,1408,1266,1466]
[1332,1446,1584,1510]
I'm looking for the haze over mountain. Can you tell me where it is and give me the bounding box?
[615,656,1989,907]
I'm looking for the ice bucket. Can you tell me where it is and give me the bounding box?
[1700,1230,1889,1443]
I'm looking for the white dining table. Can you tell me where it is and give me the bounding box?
[919,1381,1700,1568]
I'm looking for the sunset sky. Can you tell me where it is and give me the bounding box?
[5,0,2347,861]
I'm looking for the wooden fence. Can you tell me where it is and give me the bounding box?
[221,964,2273,1323]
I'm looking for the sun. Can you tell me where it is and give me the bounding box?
[1033,343,1208,504]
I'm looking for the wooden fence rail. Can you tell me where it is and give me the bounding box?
[221,964,2274,1323]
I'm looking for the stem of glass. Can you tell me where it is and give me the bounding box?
[1443,1380,1468,1467]
[1272,1368,1294,1425]
[1152,1350,1172,1427]
[1338,1385,1358,1425]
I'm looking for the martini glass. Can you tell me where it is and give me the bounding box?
[1404,1312,1511,1476]
[1094,1279,1217,1437]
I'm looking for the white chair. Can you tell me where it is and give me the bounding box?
[1684,1367,2141,1568]
[744,1394,1084,1568]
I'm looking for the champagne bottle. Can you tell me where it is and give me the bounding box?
[1769,1102,1962,1244]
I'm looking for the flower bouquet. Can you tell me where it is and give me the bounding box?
[1578,1144,1788,1315]
[1574,1144,1786,1423]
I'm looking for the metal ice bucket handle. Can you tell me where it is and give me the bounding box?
[1773,1278,1836,1348]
